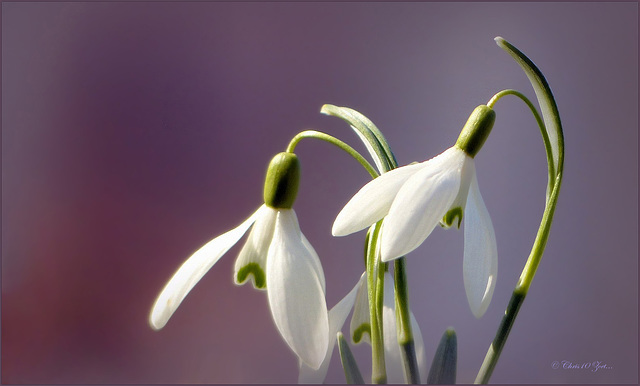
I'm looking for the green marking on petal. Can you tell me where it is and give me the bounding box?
[352,323,371,344]
[236,263,267,289]
[442,207,463,229]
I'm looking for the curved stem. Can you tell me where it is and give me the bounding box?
[475,173,562,384]
[286,130,379,179]
[320,106,419,383]
[488,89,555,192]
[474,112,563,383]
[476,44,565,382]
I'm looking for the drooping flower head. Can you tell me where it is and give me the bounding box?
[149,152,329,369]
[332,105,498,318]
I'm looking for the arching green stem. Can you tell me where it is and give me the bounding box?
[322,105,420,383]
[487,89,556,192]
[286,130,379,179]
[475,38,565,384]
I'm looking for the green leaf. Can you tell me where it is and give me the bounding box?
[338,332,365,384]
[321,104,395,173]
[339,106,398,168]
[495,37,564,184]
[427,328,457,384]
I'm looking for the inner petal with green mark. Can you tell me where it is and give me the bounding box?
[352,323,372,344]
[236,262,267,289]
[441,207,463,229]
[233,205,276,290]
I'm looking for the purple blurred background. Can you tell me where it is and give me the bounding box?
[2,2,637,384]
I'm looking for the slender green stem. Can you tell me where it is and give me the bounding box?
[394,258,420,384]
[476,74,564,384]
[516,172,562,292]
[474,113,562,384]
[286,130,379,178]
[488,89,555,191]
[475,183,561,384]
[474,288,526,384]
[322,105,419,383]
[367,222,387,384]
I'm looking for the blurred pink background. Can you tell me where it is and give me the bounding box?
[2,2,637,384]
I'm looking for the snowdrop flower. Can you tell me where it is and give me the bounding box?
[149,152,329,369]
[333,105,498,318]
[299,272,427,383]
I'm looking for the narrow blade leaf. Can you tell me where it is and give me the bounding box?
[427,328,457,384]
[338,332,365,384]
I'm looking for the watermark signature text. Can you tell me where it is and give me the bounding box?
[551,360,613,372]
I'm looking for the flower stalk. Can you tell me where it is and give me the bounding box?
[323,104,423,383]
[474,37,564,384]
[394,258,420,384]
[286,130,378,179]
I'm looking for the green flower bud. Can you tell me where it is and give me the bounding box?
[263,152,300,209]
[455,105,496,158]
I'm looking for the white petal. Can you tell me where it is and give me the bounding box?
[233,205,277,289]
[267,210,329,369]
[349,274,371,345]
[463,172,498,318]
[381,148,466,261]
[382,273,404,384]
[149,209,259,330]
[410,312,428,382]
[301,232,326,295]
[298,273,365,383]
[332,163,425,237]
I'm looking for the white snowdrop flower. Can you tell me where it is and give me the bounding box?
[149,152,329,369]
[333,106,498,318]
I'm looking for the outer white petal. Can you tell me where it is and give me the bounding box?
[410,312,428,382]
[381,148,466,261]
[233,205,277,289]
[381,272,428,383]
[267,210,329,370]
[463,172,498,318]
[149,209,259,330]
[332,163,425,237]
[301,232,326,295]
[382,273,404,384]
[298,273,366,383]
